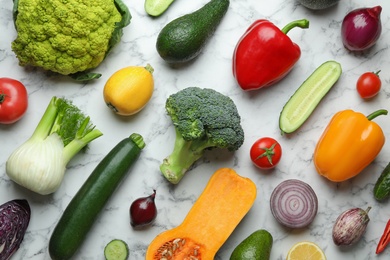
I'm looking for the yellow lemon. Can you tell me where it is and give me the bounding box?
[286,241,326,260]
[103,64,154,116]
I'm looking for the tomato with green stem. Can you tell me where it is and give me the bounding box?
[0,78,28,124]
[250,137,282,169]
[356,71,381,99]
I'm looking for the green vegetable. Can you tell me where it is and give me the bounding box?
[297,0,340,10]
[374,162,390,201]
[145,0,175,17]
[104,239,129,260]
[49,133,145,260]
[11,0,131,81]
[279,60,342,134]
[6,96,102,195]
[230,229,273,260]
[156,0,229,64]
[160,87,244,184]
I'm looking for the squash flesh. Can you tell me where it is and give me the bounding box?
[146,168,257,259]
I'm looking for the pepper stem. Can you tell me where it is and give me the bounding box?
[281,19,310,34]
[367,109,388,121]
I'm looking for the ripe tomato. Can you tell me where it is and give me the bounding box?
[0,77,28,124]
[356,71,381,99]
[250,137,282,169]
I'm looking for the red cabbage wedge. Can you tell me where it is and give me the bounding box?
[0,199,31,259]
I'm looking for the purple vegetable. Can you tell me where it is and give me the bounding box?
[332,206,371,246]
[130,190,157,228]
[270,179,318,229]
[0,199,31,260]
[341,6,382,51]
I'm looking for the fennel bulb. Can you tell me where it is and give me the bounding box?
[6,97,103,195]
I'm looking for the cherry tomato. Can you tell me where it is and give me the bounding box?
[356,71,381,99]
[0,77,28,124]
[250,137,282,169]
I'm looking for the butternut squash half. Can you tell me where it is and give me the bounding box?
[145,168,257,259]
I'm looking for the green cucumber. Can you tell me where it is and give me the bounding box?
[279,60,342,134]
[49,133,145,260]
[145,0,175,17]
[374,162,390,201]
[104,239,129,260]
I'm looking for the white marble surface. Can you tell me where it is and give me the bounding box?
[1,0,390,259]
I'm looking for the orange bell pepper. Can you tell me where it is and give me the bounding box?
[314,109,387,182]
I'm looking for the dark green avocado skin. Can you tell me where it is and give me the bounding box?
[156,0,229,64]
[230,229,273,260]
[297,0,340,10]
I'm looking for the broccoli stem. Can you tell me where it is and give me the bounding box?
[160,129,213,184]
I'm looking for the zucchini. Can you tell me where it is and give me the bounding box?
[49,133,145,260]
[104,239,129,260]
[374,162,390,201]
[279,60,342,134]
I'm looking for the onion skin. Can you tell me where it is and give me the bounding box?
[0,199,31,259]
[130,190,157,228]
[341,6,382,51]
[332,207,371,246]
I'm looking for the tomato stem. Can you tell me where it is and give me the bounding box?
[0,91,7,104]
[256,143,277,165]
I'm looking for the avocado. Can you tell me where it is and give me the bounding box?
[297,0,340,10]
[156,0,229,64]
[230,229,273,260]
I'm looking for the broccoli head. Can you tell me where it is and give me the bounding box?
[11,0,131,80]
[161,87,244,184]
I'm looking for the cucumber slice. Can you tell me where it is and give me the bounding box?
[279,60,342,134]
[145,0,175,17]
[104,239,129,260]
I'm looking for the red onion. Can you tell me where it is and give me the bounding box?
[270,179,318,228]
[341,6,382,51]
[129,190,157,228]
[0,199,31,259]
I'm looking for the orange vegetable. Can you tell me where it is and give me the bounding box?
[314,109,387,182]
[145,168,257,259]
[103,64,154,116]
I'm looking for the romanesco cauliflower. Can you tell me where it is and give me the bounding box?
[11,0,131,79]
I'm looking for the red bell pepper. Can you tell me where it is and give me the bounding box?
[233,19,309,91]
[377,219,390,254]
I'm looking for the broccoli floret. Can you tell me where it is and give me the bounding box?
[11,0,131,80]
[160,87,244,184]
